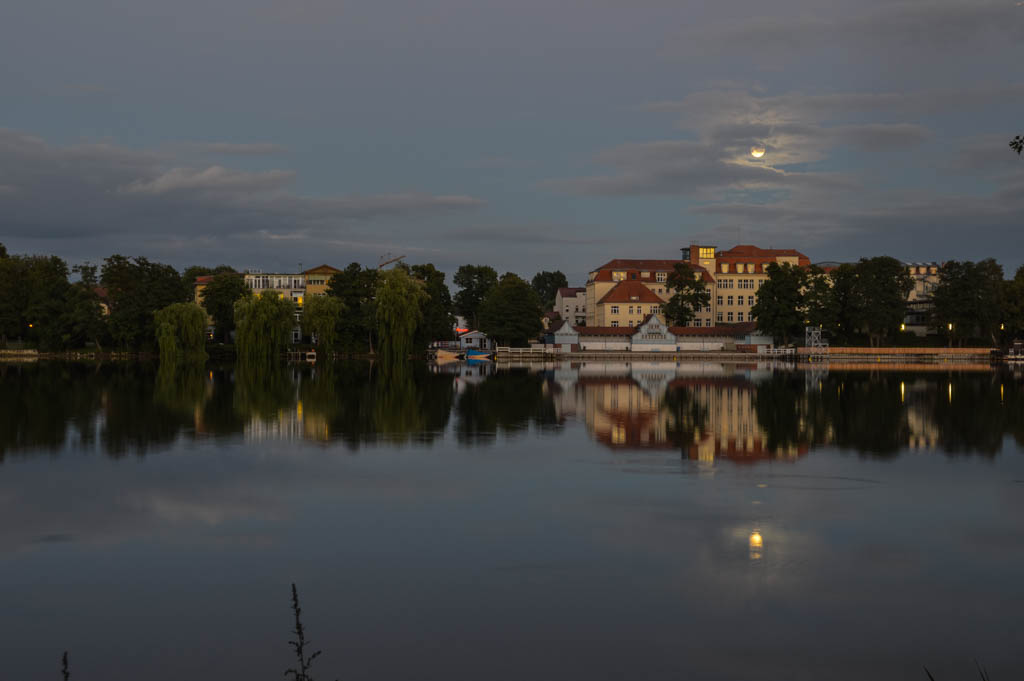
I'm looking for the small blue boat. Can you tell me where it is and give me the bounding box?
[465,348,493,361]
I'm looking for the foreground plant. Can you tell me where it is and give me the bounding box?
[286,583,336,681]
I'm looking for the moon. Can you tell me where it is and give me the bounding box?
[750,145,766,158]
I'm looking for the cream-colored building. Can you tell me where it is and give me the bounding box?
[243,270,306,342]
[903,262,941,336]
[584,245,811,330]
[303,264,341,298]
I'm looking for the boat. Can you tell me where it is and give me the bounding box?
[434,349,461,364]
[465,348,494,361]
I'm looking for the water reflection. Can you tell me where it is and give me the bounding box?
[1,360,1022,460]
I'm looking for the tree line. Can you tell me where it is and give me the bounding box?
[0,243,567,353]
[750,256,1024,346]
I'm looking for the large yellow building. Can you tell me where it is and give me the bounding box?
[585,245,811,329]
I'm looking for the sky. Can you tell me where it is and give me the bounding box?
[1,0,1023,285]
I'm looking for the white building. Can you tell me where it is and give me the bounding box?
[554,287,587,326]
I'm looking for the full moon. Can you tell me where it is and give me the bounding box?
[750,145,766,158]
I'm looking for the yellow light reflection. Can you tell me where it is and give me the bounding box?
[900,381,905,403]
[948,382,952,403]
[749,530,763,560]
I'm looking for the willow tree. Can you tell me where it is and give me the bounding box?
[154,302,208,363]
[376,268,427,364]
[302,295,346,355]
[234,291,296,366]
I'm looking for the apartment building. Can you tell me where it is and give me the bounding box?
[554,287,587,326]
[243,270,306,342]
[903,262,941,336]
[303,264,341,297]
[584,245,811,329]
[585,259,715,328]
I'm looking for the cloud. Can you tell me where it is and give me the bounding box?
[691,1,1024,56]
[0,128,483,254]
[186,141,289,155]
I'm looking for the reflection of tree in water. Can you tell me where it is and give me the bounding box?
[454,368,561,444]
[662,384,708,452]
[0,362,103,460]
[297,360,454,447]
[154,360,208,415]
[754,370,1024,458]
[234,363,297,422]
[101,363,199,457]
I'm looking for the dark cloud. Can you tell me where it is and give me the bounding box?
[0,128,483,253]
[694,1,1024,55]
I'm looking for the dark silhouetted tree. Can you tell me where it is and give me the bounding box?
[478,273,542,346]
[453,264,498,329]
[663,262,711,326]
[751,263,806,345]
[201,272,250,341]
[531,270,568,310]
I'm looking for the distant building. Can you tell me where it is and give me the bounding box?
[554,287,587,326]
[303,264,341,298]
[584,244,810,330]
[903,262,941,336]
[458,330,495,352]
[244,270,305,342]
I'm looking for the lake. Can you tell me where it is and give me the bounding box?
[1,360,1022,680]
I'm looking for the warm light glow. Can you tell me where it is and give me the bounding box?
[900,381,905,403]
[900,323,905,332]
[948,322,953,331]
[28,323,33,328]
[749,530,763,560]
[750,145,766,158]
[948,382,953,403]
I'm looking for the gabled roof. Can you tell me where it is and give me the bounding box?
[717,244,811,266]
[458,330,488,338]
[303,264,342,275]
[593,258,683,271]
[597,280,665,304]
[557,287,586,298]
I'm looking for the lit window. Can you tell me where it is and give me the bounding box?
[721,263,729,273]
[699,247,715,259]
[612,271,626,281]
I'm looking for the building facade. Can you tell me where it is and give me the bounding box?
[554,287,587,326]
[243,270,305,342]
[303,264,341,298]
[585,259,715,328]
[903,262,941,336]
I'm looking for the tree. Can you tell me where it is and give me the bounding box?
[751,263,806,345]
[154,303,208,363]
[101,255,188,350]
[802,265,838,332]
[22,255,72,351]
[376,268,428,364]
[182,264,236,287]
[1011,135,1023,155]
[1003,265,1024,342]
[0,243,6,259]
[410,263,455,349]
[855,256,913,347]
[478,273,543,347]
[327,263,379,353]
[201,272,250,341]
[531,270,568,310]
[931,259,1005,345]
[453,265,498,329]
[234,291,295,366]
[61,264,106,350]
[829,264,864,344]
[663,262,711,326]
[302,295,346,354]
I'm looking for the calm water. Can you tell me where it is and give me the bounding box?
[1,360,1023,680]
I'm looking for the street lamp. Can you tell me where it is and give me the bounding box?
[947,322,953,349]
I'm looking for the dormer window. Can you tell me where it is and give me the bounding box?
[721,263,729,273]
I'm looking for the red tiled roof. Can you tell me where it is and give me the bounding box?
[717,244,811,268]
[557,287,585,297]
[597,280,667,304]
[667,321,758,336]
[194,275,215,284]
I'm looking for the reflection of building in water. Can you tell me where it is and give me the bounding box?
[243,400,332,443]
[567,364,808,463]
[903,379,940,450]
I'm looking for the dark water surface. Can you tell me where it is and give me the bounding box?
[1,360,1023,680]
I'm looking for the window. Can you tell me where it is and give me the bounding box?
[651,306,659,313]
[717,296,723,306]
[717,312,723,322]
[656,272,667,282]
[628,306,634,314]
[611,305,619,314]
[727,312,734,322]
[630,273,637,279]
[612,271,626,281]
[748,296,755,306]
[737,312,744,322]
[611,321,619,327]
[641,271,650,279]
[736,263,745,274]
[704,304,711,313]
[699,247,715,259]
[727,296,733,306]
[721,263,729,273]
[694,319,702,327]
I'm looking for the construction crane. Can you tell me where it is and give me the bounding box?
[377,254,406,270]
